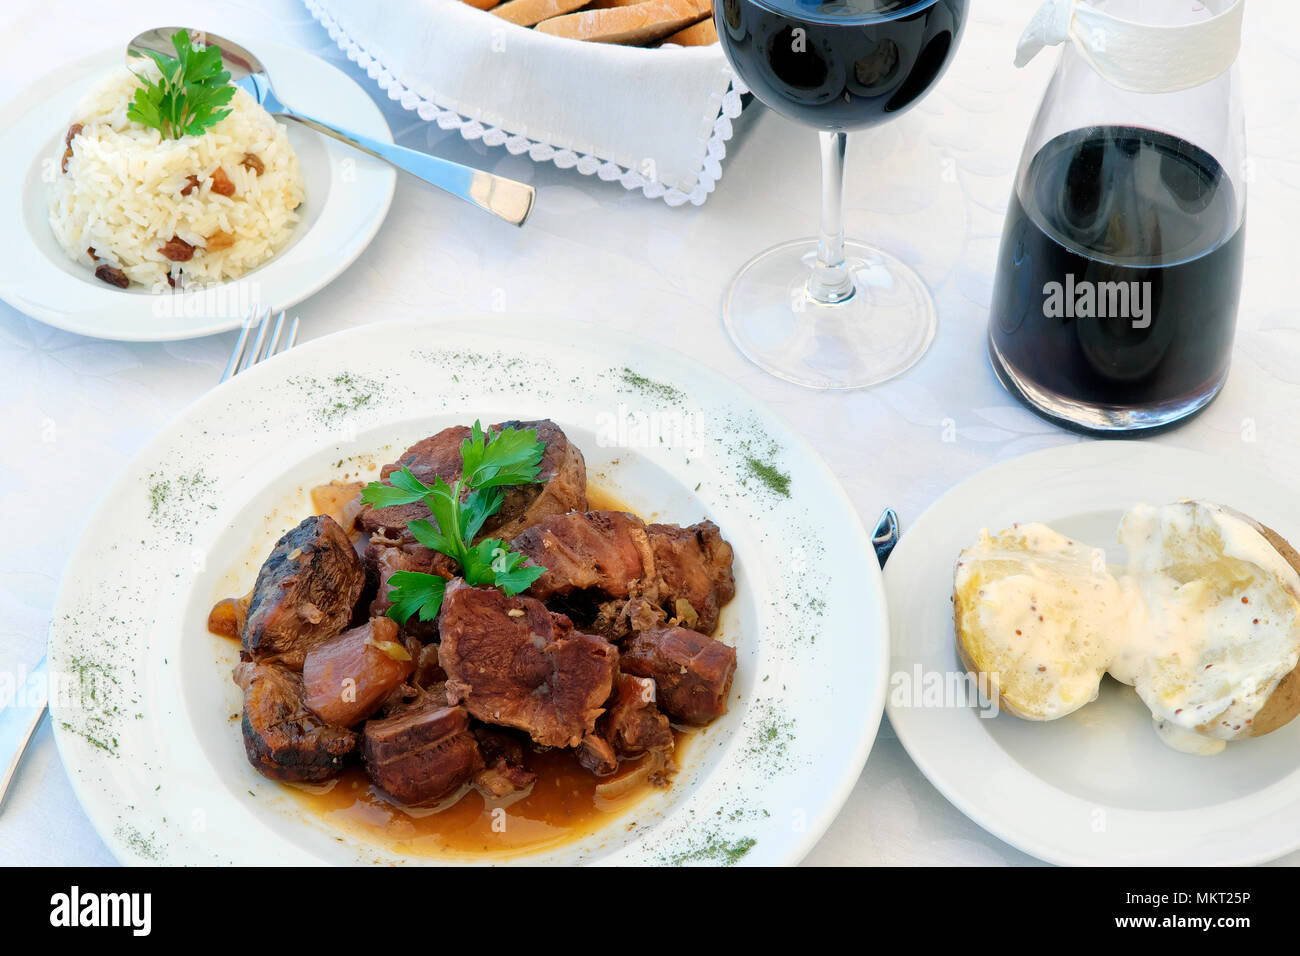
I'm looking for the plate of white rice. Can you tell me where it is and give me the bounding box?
[0,37,395,341]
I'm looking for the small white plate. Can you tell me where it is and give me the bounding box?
[885,441,1300,866]
[46,315,887,865]
[0,39,395,341]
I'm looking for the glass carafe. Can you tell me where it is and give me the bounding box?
[988,0,1247,432]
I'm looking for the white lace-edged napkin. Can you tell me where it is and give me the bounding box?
[305,0,744,205]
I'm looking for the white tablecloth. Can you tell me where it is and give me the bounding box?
[2,0,1299,867]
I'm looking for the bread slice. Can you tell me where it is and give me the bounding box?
[493,0,591,27]
[536,0,710,44]
[664,16,717,45]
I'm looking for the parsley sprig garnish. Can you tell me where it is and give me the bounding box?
[127,30,235,140]
[362,422,548,625]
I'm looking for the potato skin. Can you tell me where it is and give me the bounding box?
[1250,666,1300,738]
[1214,508,1300,740]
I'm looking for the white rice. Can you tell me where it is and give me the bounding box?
[47,65,305,289]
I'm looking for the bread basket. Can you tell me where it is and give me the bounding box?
[305,0,745,205]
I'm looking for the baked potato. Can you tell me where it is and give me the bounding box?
[953,523,1130,721]
[954,501,1300,753]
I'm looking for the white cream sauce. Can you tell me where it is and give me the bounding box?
[1153,716,1227,756]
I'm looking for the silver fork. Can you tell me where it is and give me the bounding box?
[0,656,47,813]
[221,307,300,382]
[0,308,301,814]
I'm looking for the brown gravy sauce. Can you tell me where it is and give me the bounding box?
[290,732,689,858]
[255,481,691,857]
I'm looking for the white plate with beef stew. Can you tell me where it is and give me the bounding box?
[46,315,887,865]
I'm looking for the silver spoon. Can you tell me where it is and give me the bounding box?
[127,28,535,227]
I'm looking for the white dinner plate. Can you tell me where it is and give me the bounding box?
[0,38,395,341]
[46,315,887,865]
[885,441,1300,866]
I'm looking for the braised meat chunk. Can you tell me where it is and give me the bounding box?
[486,420,588,540]
[577,673,674,776]
[357,420,587,547]
[357,425,470,543]
[362,700,483,806]
[621,627,737,725]
[235,661,357,783]
[643,520,736,633]
[510,512,736,639]
[512,510,650,602]
[604,674,674,757]
[437,579,618,748]
[375,643,450,719]
[577,735,618,776]
[365,535,455,642]
[412,643,447,690]
[242,515,365,669]
[473,727,538,798]
[302,617,415,727]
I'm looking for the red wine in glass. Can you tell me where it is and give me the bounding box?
[714,0,968,389]
[718,0,965,130]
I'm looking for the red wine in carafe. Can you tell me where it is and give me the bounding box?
[989,126,1244,422]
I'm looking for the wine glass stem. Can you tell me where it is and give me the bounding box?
[809,130,855,305]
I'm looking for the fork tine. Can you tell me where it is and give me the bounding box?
[219,309,300,384]
[220,309,259,383]
[263,311,288,359]
[252,313,278,365]
[238,308,272,375]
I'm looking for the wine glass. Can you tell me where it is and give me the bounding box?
[716,0,968,389]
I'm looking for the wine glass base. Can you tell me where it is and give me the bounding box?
[722,238,937,390]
